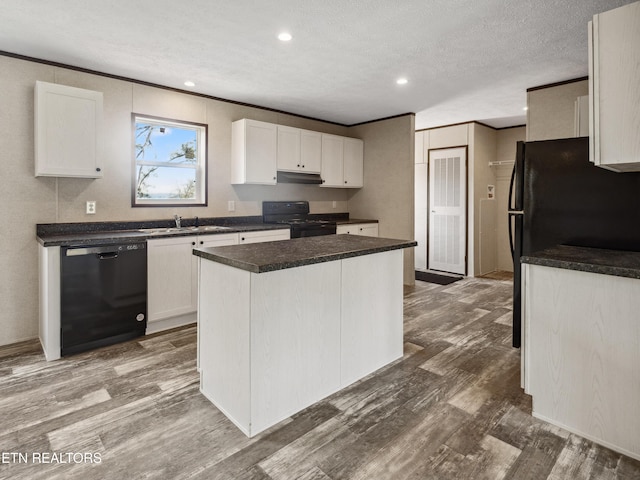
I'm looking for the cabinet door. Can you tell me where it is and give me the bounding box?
[356,224,378,237]
[337,223,378,236]
[147,236,197,322]
[232,119,277,184]
[238,229,290,244]
[276,125,301,172]
[343,138,364,188]
[590,3,640,171]
[196,233,239,249]
[34,81,103,178]
[300,130,322,173]
[320,134,344,187]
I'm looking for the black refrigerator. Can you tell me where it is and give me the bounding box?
[508,137,640,348]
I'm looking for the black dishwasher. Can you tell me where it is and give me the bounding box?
[61,243,147,356]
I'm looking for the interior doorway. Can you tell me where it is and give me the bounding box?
[428,147,467,275]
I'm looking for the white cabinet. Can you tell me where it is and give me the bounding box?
[147,236,202,325]
[239,229,290,244]
[320,134,344,186]
[198,248,403,437]
[277,126,321,173]
[34,81,103,178]
[522,263,640,460]
[147,233,238,332]
[147,230,289,333]
[589,2,640,171]
[343,137,364,187]
[231,119,277,184]
[320,134,364,188]
[336,223,378,237]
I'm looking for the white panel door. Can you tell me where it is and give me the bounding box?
[428,147,466,275]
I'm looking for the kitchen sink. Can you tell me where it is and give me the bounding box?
[138,226,231,235]
[193,225,232,232]
[138,227,185,234]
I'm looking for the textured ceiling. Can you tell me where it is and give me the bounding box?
[0,0,635,129]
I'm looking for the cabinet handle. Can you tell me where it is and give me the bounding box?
[344,180,347,184]
[302,165,305,168]
[297,164,300,167]
[200,241,204,245]
[96,167,101,172]
[241,237,245,241]
[192,241,196,246]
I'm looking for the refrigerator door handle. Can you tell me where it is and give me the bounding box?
[508,212,523,261]
[508,160,517,212]
[508,213,514,260]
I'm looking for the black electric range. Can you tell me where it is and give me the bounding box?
[262,201,337,238]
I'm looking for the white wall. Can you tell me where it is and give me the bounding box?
[0,54,413,347]
[470,123,498,276]
[526,80,588,141]
[349,115,416,285]
[495,126,526,272]
[415,122,505,278]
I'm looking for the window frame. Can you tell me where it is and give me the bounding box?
[131,113,208,207]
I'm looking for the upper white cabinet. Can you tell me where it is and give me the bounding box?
[34,81,103,178]
[233,119,363,187]
[231,119,277,185]
[277,126,321,173]
[589,2,640,171]
[321,134,364,188]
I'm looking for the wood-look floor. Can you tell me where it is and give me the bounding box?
[1,275,639,479]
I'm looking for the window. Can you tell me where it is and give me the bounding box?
[132,114,207,206]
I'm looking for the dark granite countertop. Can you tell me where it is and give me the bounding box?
[37,217,288,247]
[193,235,416,273]
[335,218,378,225]
[521,245,640,279]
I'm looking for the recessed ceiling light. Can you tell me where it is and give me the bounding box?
[184,81,195,87]
[396,78,408,85]
[278,32,292,42]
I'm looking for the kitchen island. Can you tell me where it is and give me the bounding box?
[521,245,640,461]
[193,235,416,437]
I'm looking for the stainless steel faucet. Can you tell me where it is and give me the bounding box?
[174,214,182,228]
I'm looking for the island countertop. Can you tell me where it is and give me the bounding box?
[193,234,417,273]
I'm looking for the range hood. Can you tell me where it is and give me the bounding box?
[276,171,323,185]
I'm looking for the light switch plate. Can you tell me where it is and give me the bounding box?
[86,201,96,214]
[228,200,235,212]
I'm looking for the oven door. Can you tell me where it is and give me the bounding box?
[291,224,337,238]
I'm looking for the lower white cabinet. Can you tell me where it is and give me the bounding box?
[238,229,290,244]
[198,248,403,437]
[147,230,289,333]
[522,263,640,460]
[336,223,378,237]
[147,233,238,332]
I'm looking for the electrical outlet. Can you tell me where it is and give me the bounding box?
[332,201,337,209]
[228,200,235,212]
[86,201,96,214]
